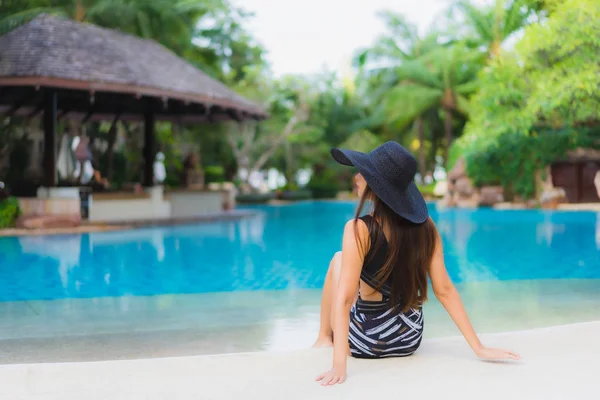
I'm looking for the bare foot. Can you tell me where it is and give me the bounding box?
[312,336,334,348]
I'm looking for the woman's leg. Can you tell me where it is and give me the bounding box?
[312,252,342,348]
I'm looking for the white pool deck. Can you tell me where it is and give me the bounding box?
[1,280,600,399]
[0,321,598,400]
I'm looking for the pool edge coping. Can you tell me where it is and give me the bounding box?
[0,210,259,238]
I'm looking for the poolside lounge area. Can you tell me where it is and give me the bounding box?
[1,321,597,399]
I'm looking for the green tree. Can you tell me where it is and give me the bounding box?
[457,0,600,198]
[459,53,531,147]
[453,0,531,58]
[517,0,600,128]
[191,4,265,81]
[462,0,600,144]
[382,43,484,165]
[354,11,441,178]
[521,0,557,15]
[301,73,368,158]
[0,0,55,34]
[1,0,208,40]
[224,67,326,191]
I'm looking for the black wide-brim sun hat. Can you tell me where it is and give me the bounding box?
[331,141,429,224]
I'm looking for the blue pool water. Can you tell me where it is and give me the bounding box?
[0,202,599,302]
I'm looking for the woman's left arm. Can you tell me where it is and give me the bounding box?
[316,220,366,386]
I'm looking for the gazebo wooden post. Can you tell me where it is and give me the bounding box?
[143,106,155,187]
[42,88,58,187]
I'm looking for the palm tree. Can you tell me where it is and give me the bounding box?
[0,1,57,34]
[454,0,531,58]
[381,44,484,164]
[0,0,222,55]
[354,11,441,179]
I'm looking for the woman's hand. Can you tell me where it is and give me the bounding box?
[475,346,520,361]
[315,366,346,386]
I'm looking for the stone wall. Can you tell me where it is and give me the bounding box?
[536,166,568,209]
[441,147,600,209]
[441,158,504,208]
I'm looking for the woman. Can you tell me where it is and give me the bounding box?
[314,141,519,386]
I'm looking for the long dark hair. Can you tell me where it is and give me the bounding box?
[354,186,437,312]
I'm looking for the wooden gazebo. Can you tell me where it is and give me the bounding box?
[0,15,266,187]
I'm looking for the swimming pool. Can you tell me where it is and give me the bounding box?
[1,202,599,301]
[0,202,599,362]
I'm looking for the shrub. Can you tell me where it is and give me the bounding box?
[281,183,299,192]
[0,193,21,229]
[307,180,340,199]
[236,192,276,204]
[281,190,312,201]
[307,166,347,199]
[99,151,129,188]
[417,183,437,198]
[464,128,600,199]
[204,165,225,184]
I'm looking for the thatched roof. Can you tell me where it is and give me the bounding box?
[0,15,266,121]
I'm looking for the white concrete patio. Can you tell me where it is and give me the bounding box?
[0,321,598,400]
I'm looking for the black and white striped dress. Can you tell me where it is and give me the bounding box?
[348,215,424,359]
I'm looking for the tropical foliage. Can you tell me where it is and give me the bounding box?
[1,0,597,200]
[0,186,20,228]
[457,0,600,199]
[450,0,532,58]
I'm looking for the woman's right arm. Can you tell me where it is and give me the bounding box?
[429,231,520,360]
